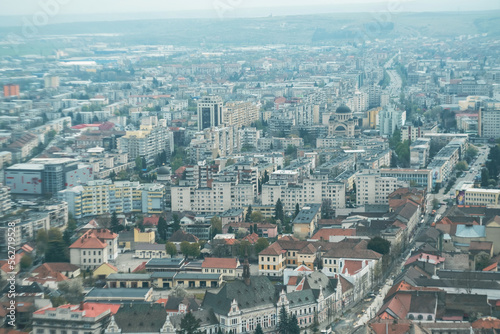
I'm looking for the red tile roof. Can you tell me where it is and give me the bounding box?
[143,215,160,226]
[404,253,445,266]
[202,258,238,269]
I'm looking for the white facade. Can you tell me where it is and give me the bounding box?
[356,169,397,206]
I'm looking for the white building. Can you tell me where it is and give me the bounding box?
[355,169,397,206]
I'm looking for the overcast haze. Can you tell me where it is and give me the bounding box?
[1,0,499,16]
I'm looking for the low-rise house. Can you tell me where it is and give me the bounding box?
[106,273,152,288]
[33,303,120,334]
[202,257,240,279]
[93,263,118,279]
[84,288,153,302]
[134,243,168,259]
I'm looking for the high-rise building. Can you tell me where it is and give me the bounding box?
[3,84,20,97]
[355,169,397,206]
[118,125,169,161]
[44,75,60,88]
[197,95,223,131]
[479,105,500,139]
[377,105,406,137]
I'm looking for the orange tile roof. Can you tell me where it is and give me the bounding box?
[242,233,259,244]
[69,234,107,249]
[202,258,238,269]
[483,262,497,272]
[472,317,500,329]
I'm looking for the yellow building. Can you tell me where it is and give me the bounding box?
[106,273,152,288]
[364,107,381,129]
[259,243,286,277]
[464,188,500,206]
[93,263,119,279]
[134,228,155,244]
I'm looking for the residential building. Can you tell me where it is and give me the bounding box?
[59,180,166,218]
[224,101,260,129]
[33,303,120,334]
[377,105,406,137]
[0,184,11,215]
[292,204,321,239]
[355,169,397,206]
[479,106,500,138]
[117,125,170,161]
[3,84,20,97]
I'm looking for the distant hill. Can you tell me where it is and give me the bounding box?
[0,11,498,53]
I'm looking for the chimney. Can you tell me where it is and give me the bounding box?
[79,301,84,310]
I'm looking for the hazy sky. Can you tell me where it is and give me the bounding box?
[0,0,498,17]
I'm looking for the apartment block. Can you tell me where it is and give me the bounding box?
[355,169,397,206]
[58,180,166,218]
[224,101,260,128]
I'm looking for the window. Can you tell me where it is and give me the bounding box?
[83,251,86,255]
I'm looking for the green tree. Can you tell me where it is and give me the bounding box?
[20,254,32,270]
[255,324,264,334]
[277,306,289,334]
[165,242,177,257]
[475,253,490,271]
[250,211,264,222]
[481,168,490,188]
[275,199,284,223]
[178,311,202,334]
[188,243,200,258]
[180,241,190,257]
[239,240,252,258]
[455,161,468,172]
[158,216,167,241]
[465,146,478,163]
[67,213,77,232]
[289,314,300,334]
[245,205,253,222]
[254,238,269,254]
[294,203,300,219]
[46,239,69,262]
[110,211,122,233]
[367,236,391,255]
[36,229,49,255]
[432,198,439,210]
[211,216,222,237]
[57,279,83,304]
[172,214,181,233]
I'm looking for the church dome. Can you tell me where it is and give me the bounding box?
[336,105,352,114]
[335,125,346,131]
[158,166,170,175]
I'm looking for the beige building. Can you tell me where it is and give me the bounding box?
[464,188,500,206]
[292,204,321,239]
[224,101,260,128]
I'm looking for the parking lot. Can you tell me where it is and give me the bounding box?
[113,252,146,272]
